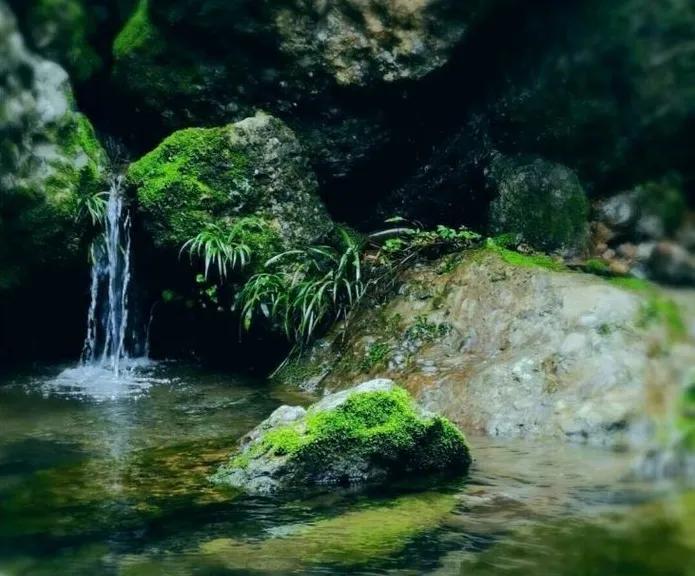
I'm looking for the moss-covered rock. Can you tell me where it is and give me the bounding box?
[128,112,332,263]
[22,0,101,82]
[488,155,589,253]
[0,1,108,291]
[212,379,471,495]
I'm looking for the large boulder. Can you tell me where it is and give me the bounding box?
[488,155,589,253]
[0,0,108,290]
[281,248,695,450]
[111,0,502,183]
[212,379,471,495]
[127,112,332,261]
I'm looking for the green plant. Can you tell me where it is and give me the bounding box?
[237,228,367,347]
[404,315,452,343]
[360,342,391,372]
[181,219,270,280]
[76,189,107,225]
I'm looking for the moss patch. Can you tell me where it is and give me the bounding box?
[216,386,471,490]
[128,125,257,249]
[25,0,102,82]
[483,240,568,272]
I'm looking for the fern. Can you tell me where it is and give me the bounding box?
[237,228,367,347]
[181,221,254,279]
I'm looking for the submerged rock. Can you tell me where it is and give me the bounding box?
[127,111,332,257]
[212,379,471,495]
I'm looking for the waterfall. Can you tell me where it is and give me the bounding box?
[81,175,134,376]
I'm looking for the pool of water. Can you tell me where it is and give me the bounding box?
[0,362,692,575]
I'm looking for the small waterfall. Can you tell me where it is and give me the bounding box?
[81,175,134,376]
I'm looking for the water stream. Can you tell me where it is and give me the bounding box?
[0,363,692,576]
[81,175,135,377]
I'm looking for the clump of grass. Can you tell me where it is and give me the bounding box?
[237,227,367,348]
[76,190,108,225]
[181,219,271,280]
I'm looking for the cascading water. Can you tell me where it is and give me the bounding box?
[81,174,133,377]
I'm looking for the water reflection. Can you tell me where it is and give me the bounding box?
[0,364,692,576]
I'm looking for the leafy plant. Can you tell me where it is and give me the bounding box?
[76,190,108,225]
[237,228,367,347]
[181,220,264,280]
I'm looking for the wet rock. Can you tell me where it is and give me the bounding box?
[282,248,695,448]
[644,242,695,286]
[212,379,471,495]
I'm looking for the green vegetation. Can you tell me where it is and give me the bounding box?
[404,315,452,343]
[677,382,695,451]
[127,125,255,248]
[220,386,470,480]
[24,0,102,82]
[180,218,276,280]
[237,228,366,347]
[112,0,155,59]
[635,175,687,237]
[488,156,589,252]
[606,276,686,341]
[360,342,391,372]
[484,238,568,271]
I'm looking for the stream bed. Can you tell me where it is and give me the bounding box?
[0,362,692,575]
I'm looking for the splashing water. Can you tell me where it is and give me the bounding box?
[81,175,133,377]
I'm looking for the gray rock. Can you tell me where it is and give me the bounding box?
[212,379,471,495]
[285,250,695,452]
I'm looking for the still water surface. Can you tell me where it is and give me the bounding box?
[0,362,692,575]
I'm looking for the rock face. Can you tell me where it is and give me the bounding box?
[282,248,695,448]
[0,0,107,290]
[212,379,471,495]
[112,0,501,183]
[128,112,332,256]
[488,155,589,253]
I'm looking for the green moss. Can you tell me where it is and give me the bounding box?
[228,387,470,480]
[359,342,391,373]
[677,383,695,451]
[128,125,264,250]
[488,156,589,252]
[636,175,687,237]
[484,240,568,272]
[583,258,612,276]
[404,315,452,343]
[26,0,102,82]
[112,0,219,124]
[638,296,687,342]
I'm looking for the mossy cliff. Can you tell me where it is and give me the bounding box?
[212,380,471,494]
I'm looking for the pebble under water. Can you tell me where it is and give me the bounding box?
[0,363,692,576]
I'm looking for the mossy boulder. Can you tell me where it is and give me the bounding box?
[127,112,332,264]
[488,155,589,253]
[212,379,471,495]
[0,1,108,290]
